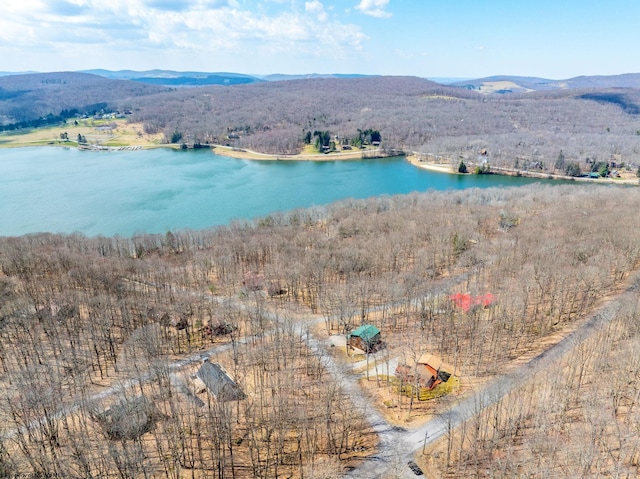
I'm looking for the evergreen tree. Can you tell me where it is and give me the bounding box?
[555,150,565,170]
[564,162,582,177]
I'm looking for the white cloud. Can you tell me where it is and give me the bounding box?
[355,0,391,18]
[0,0,366,63]
[305,0,327,22]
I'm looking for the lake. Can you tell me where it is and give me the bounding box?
[1,147,555,237]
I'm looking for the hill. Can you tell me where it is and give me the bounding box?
[82,69,264,86]
[119,75,640,174]
[259,73,376,81]
[0,72,169,125]
[453,72,640,93]
[81,70,375,86]
[3,72,640,178]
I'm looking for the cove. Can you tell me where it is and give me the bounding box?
[1,147,557,237]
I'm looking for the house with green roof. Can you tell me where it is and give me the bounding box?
[347,324,381,353]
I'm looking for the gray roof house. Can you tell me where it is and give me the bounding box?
[196,360,246,402]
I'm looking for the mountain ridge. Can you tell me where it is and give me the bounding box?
[2,70,640,91]
[453,73,640,93]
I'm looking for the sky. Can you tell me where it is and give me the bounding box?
[2,0,639,79]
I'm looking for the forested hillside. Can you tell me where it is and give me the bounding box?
[0,72,169,125]
[1,184,640,477]
[123,76,640,171]
[454,73,640,92]
[2,72,640,175]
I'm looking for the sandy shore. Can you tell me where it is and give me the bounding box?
[211,144,394,161]
[406,154,455,174]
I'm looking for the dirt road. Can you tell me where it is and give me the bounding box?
[345,275,638,478]
[5,272,637,479]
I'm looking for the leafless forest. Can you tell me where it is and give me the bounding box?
[428,279,640,479]
[0,72,168,123]
[3,72,640,175]
[124,76,640,171]
[1,183,640,478]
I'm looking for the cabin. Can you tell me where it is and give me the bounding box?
[347,324,381,353]
[196,360,246,402]
[416,354,454,388]
[92,396,161,441]
[395,353,454,390]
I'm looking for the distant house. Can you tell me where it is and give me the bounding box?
[196,360,246,402]
[347,324,381,353]
[450,292,495,312]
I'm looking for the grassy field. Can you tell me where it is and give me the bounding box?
[0,118,165,148]
[474,80,534,93]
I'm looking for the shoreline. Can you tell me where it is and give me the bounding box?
[210,144,399,161]
[3,124,638,186]
[407,154,640,186]
[406,154,456,174]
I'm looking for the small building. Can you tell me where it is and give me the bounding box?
[416,354,454,388]
[347,324,381,353]
[450,292,495,312]
[395,353,454,390]
[196,360,246,402]
[91,396,161,441]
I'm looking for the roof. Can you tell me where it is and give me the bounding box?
[450,292,495,312]
[93,396,160,441]
[416,353,454,375]
[348,324,380,342]
[196,361,246,402]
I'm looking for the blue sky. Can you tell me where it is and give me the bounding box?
[1,0,639,79]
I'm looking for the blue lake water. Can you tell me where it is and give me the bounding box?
[1,147,557,237]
